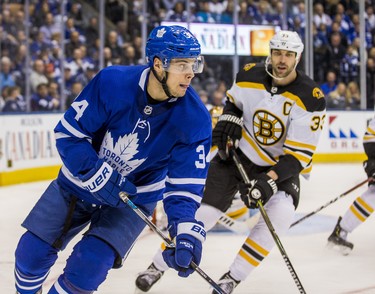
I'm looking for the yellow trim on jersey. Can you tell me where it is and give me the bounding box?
[242,131,277,165]
[281,91,306,111]
[357,197,374,214]
[227,92,235,103]
[236,81,266,90]
[284,139,317,152]
[367,126,375,135]
[284,149,311,164]
[301,164,312,174]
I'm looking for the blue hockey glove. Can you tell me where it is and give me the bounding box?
[238,173,278,208]
[81,159,137,206]
[212,113,243,160]
[162,218,206,277]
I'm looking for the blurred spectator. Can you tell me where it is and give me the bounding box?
[328,21,348,48]
[253,1,272,25]
[75,64,98,88]
[0,86,8,111]
[218,1,234,24]
[313,3,332,28]
[48,81,60,102]
[30,30,50,60]
[339,44,359,84]
[210,89,226,107]
[31,83,60,111]
[65,81,83,109]
[326,82,347,110]
[0,56,16,92]
[30,59,49,93]
[121,44,139,65]
[196,0,216,23]
[313,24,329,83]
[2,85,24,112]
[367,57,375,109]
[66,47,93,77]
[105,30,122,64]
[365,5,375,32]
[39,12,60,43]
[345,81,361,110]
[325,32,346,77]
[320,70,338,96]
[84,16,99,48]
[238,1,253,24]
[165,2,189,22]
[198,89,211,109]
[68,2,84,31]
[65,30,83,58]
[103,47,114,67]
[115,20,131,47]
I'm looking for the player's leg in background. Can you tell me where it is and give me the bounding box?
[214,192,295,294]
[328,184,375,254]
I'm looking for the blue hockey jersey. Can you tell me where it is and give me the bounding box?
[54,65,212,223]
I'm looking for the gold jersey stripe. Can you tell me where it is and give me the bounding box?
[284,139,317,152]
[242,131,277,165]
[236,81,266,90]
[281,91,306,111]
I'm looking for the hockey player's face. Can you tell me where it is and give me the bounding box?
[166,59,195,97]
[271,49,297,78]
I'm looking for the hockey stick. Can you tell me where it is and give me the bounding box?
[291,178,370,227]
[119,192,225,294]
[230,149,306,294]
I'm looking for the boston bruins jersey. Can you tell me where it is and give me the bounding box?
[227,63,326,179]
[363,117,375,158]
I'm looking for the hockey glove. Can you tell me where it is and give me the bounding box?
[238,173,278,208]
[212,113,243,160]
[81,159,137,206]
[162,218,206,277]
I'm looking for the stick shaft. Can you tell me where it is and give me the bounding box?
[231,150,306,294]
[291,178,369,227]
[119,193,225,294]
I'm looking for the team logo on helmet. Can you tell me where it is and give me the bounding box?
[156,28,166,38]
[253,110,285,146]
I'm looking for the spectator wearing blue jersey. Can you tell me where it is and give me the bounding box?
[14,25,211,294]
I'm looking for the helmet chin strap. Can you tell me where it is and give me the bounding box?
[151,67,175,99]
[265,56,299,81]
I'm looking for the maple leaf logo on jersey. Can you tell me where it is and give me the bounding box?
[99,131,147,176]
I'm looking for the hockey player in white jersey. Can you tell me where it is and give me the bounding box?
[328,117,375,255]
[13,25,211,294]
[135,30,326,294]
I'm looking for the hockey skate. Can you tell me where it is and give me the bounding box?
[212,272,240,294]
[135,263,164,292]
[327,216,354,255]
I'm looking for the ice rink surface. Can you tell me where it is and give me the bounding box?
[1,163,375,294]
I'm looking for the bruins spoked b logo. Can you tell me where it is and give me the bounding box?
[253,110,285,145]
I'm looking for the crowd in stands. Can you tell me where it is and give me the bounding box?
[0,0,375,113]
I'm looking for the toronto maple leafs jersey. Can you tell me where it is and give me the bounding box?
[227,63,326,179]
[54,65,212,223]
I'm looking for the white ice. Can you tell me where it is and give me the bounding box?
[1,163,375,293]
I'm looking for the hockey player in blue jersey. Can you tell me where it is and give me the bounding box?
[14,25,211,294]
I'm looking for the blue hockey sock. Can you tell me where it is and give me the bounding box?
[15,231,58,294]
[48,275,93,294]
[55,235,116,291]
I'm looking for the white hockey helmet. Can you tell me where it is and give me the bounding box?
[269,30,304,61]
[265,30,304,80]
